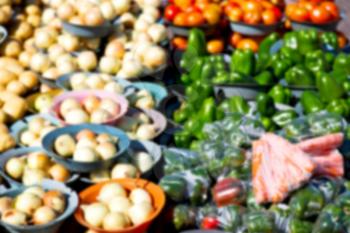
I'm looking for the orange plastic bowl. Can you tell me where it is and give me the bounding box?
[74,178,166,233]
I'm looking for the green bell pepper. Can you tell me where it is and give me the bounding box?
[257,32,280,72]
[212,70,229,84]
[326,99,350,117]
[228,71,246,84]
[184,115,203,134]
[305,50,331,74]
[271,54,293,78]
[173,205,196,230]
[335,192,350,215]
[254,71,274,86]
[297,30,319,55]
[245,211,275,233]
[268,84,292,104]
[180,74,191,85]
[256,93,276,116]
[283,31,298,50]
[173,103,192,123]
[300,91,324,115]
[181,28,206,72]
[226,96,249,114]
[272,110,297,128]
[289,185,325,219]
[280,46,304,65]
[321,32,338,50]
[200,97,217,123]
[188,57,204,83]
[230,49,255,76]
[159,175,188,202]
[201,60,216,82]
[317,73,345,103]
[260,116,276,131]
[312,204,344,233]
[285,65,315,87]
[288,218,313,233]
[174,130,192,148]
[333,53,350,76]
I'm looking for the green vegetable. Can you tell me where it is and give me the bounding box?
[288,218,313,233]
[174,130,192,148]
[285,65,315,87]
[280,46,304,65]
[272,110,297,128]
[335,192,350,215]
[271,54,293,78]
[224,96,250,114]
[230,49,255,76]
[308,112,344,136]
[181,28,206,72]
[200,97,217,123]
[283,31,298,50]
[305,50,331,74]
[201,60,216,81]
[297,30,319,55]
[320,32,338,49]
[317,73,345,103]
[188,58,204,83]
[333,53,350,76]
[245,211,275,233]
[268,84,291,104]
[254,71,274,86]
[257,32,280,72]
[289,185,325,219]
[301,91,324,115]
[173,205,196,230]
[260,116,276,131]
[159,175,187,202]
[312,204,344,233]
[256,93,276,116]
[326,99,350,117]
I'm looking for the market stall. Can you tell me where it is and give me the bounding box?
[0,0,349,232]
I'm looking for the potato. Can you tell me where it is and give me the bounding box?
[0,58,24,75]
[1,39,22,58]
[0,69,17,86]
[12,22,33,41]
[1,93,27,121]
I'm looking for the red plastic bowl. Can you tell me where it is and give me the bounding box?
[50,90,129,125]
[74,178,166,233]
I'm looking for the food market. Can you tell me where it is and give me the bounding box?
[0,0,349,232]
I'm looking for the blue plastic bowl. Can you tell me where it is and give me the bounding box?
[0,25,7,45]
[10,114,62,147]
[0,180,78,233]
[0,147,79,187]
[126,82,168,106]
[80,140,162,184]
[42,124,130,173]
[62,21,112,38]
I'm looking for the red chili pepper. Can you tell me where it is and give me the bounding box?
[201,216,220,229]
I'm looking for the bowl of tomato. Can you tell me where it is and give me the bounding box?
[164,1,222,36]
[286,1,343,32]
[225,0,284,36]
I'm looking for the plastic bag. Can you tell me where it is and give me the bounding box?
[212,178,247,207]
[163,147,202,175]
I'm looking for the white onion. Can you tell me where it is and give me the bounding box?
[129,188,152,204]
[77,51,97,71]
[119,59,142,79]
[30,53,51,73]
[142,46,166,69]
[135,96,155,109]
[128,202,153,225]
[48,164,70,182]
[22,168,46,185]
[28,117,46,132]
[76,137,98,149]
[90,169,110,183]
[33,206,57,225]
[82,202,109,227]
[99,99,120,116]
[65,109,90,124]
[48,44,65,62]
[15,192,43,215]
[34,30,55,49]
[54,134,76,157]
[111,164,138,179]
[43,190,66,214]
[2,209,27,225]
[99,56,121,74]
[24,186,45,199]
[5,157,25,180]
[108,196,131,214]
[134,152,153,173]
[98,183,126,203]
[103,212,130,230]
[147,24,166,43]
[100,2,116,20]
[27,152,50,170]
[90,109,112,124]
[58,34,79,52]
[85,74,105,89]
[112,0,131,15]
[96,142,117,160]
[104,82,124,94]
[73,147,98,162]
[135,124,157,140]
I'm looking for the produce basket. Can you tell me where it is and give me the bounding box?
[290,18,342,32]
[165,21,217,37]
[62,21,112,38]
[229,20,283,36]
[0,180,78,233]
[75,178,166,233]
[42,124,130,172]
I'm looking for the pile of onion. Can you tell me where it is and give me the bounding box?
[0,187,66,226]
[81,182,154,230]
[54,129,119,162]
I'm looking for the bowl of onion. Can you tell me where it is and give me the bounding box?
[62,20,112,38]
[116,108,167,141]
[126,82,168,108]
[42,124,130,173]
[0,147,79,187]
[50,90,129,125]
[10,114,61,147]
[0,180,78,233]
[75,179,166,233]
[80,140,162,184]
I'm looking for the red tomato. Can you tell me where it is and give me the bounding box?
[207,39,224,54]
[244,10,262,24]
[271,6,282,20]
[321,1,339,19]
[260,0,275,10]
[290,6,310,22]
[174,0,194,10]
[226,5,244,22]
[285,3,297,18]
[203,6,221,25]
[310,6,332,24]
[164,5,181,21]
[242,1,263,12]
[173,12,188,26]
[201,217,220,230]
[262,9,278,25]
[187,11,205,26]
[298,2,316,11]
[185,5,201,13]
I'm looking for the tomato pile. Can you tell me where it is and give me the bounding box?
[286,0,340,24]
[224,0,283,25]
[164,0,222,27]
